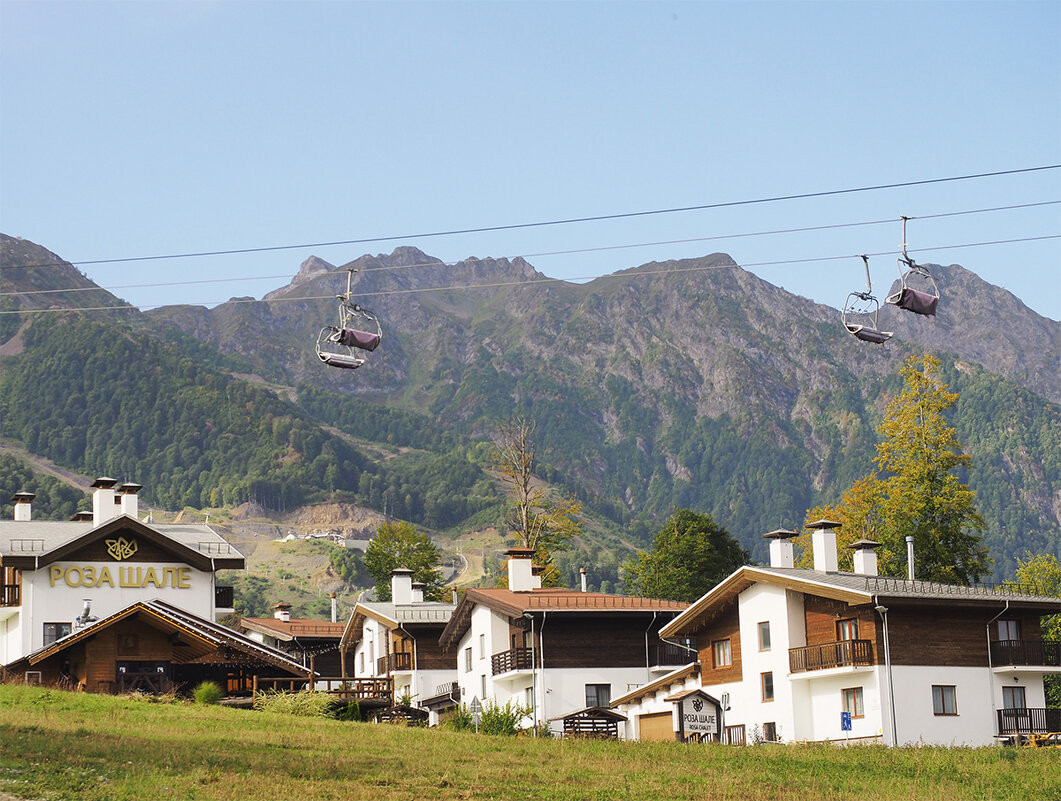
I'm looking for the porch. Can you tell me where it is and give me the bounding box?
[996,707,1061,735]
[377,651,412,674]
[491,646,537,676]
[990,640,1061,668]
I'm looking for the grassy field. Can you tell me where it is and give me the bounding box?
[0,685,1057,801]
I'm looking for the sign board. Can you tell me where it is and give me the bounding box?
[674,690,721,740]
[841,711,852,732]
[470,696,482,727]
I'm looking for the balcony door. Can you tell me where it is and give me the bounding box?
[1000,685,1029,733]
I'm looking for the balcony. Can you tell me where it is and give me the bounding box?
[376,652,412,675]
[789,639,874,673]
[991,640,1061,668]
[491,646,536,675]
[650,642,693,668]
[214,585,234,609]
[1,584,20,607]
[996,707,1061,735]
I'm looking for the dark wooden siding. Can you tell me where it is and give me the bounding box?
[407,623,452,670]
[887,605,1031,667]
[695,601,742,685]
[539,614,667,669]
[804,596,879,650]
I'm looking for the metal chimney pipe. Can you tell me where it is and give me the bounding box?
[906,536,915,581]
[330,592,337,624]
[580,568,587,592]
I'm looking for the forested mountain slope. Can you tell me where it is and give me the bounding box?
[1,234,1058,579]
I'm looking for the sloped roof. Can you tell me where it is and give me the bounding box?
[440,588,687,650]
[5,599,307,676]
[340,600,457,650]
[610,662,700,708]
[239,617,346,642]
[660,565,1061,638]
[0,515,243,571]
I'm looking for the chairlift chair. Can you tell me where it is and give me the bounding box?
[884,216,939,317]
[842,255,893,345]
[315,269,383,370]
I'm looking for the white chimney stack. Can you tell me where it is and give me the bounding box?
[849,539,881,576]
[330,592,338,623]
[91,477,119,526]
[763,528,798,568]
[118,483,142,519]
[411,582,425,603]
[273,601,292,623]
[906,536,916,581]
[580,567,588,592]
[507,548,536,592]
[806,519,841,573]
[10,492,35,522]
[391,568,414,604]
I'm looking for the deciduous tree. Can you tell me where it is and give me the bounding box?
[622,509,747,602]
[364,521,446,601]
[1014,553,1061,707]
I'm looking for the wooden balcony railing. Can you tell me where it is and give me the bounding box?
[789,639,874,673]
[996,707,1061,734]
[255,676,393,703]
[991,640,1061,668]
[650,642,693,666]
[491,646,536,675]
[1,584,20,607]
[376,652,412,675]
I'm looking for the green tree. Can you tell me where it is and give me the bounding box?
[364,521,446,601]
[799,355,989,583]
[493,417,582,586]
[1013,553,1061,708]
[621,509,747,602]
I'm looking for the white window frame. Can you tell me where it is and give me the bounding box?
[757,621,771,651]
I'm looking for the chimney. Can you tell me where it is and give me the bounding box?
[330,592,338,623]
[848,539,881,576]
[410,581,426,603]
[580,567,588,592]
[71,510,94,522]
[506,548,536,592]
[118,483,142,519]
[91,477,119,526]
[763,528,799,568]
[906,536,915,581]
[391,568,414,604]
[273,601,292,623]
[10,492,35,522]
[806,519,841,573]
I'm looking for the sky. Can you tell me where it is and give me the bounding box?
[1,1,1059,319]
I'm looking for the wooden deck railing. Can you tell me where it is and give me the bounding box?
[491,646,536,675]
[650,642,693,666]
[254,676,392,702]
[789,639,873,673]
[996,707,1061,734]
[990,640,1061,668]
[376,652,412,675]
[0,584,20,607]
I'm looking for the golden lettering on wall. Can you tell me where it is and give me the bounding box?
[106,537,138,561]
[48,565,192,590]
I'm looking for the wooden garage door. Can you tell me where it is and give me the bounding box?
[638,711,674,742]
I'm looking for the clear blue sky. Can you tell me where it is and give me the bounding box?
[2,1,1058,318]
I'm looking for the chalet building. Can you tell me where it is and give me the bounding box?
[438,549,689,736]
[340,569,457,721]
[0,479,240,666]
[239,600,346,676]
[625,522,1061,746]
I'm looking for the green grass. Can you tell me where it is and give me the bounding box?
[0,684,1058,800]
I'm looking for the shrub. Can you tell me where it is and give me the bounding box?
[193,681,224,705]
[253,689,338,718]
[445,700,531,736]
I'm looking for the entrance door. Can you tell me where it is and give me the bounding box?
[1000,686,1029,733]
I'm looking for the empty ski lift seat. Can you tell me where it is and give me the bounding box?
[318,350,367,369]
[337,327,382,351]
[844,323,893,345]
[887,286,938,317]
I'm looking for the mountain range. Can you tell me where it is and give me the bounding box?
[1,233,1058,583]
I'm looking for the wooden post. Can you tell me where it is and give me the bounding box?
[252,675,257,696]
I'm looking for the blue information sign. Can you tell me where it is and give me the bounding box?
[841,711,852,731]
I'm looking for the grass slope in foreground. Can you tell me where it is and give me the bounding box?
[0,685,1058,801]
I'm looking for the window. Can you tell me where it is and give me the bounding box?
[763,722,778,742]
[1002,686,1026,710]
[998,619,1020,641]
[479,633,486,659]
[585,683,611,707]
[525,686,534,707]
[43,623,71,647]
[932,685,957,716]
[480,674,487,699]
[842,687,864,718]
[713,639,732,668]
[358,653,365,674]
[837,619,859,641]
[464,647,473,672]
[758,621,771,651]
[761,672,774,702]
